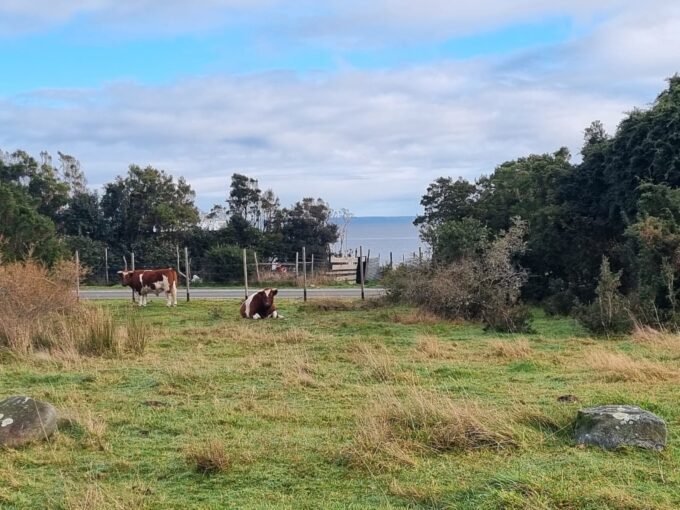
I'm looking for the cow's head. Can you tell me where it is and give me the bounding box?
[258,287,278,309]
[117,270,133,286]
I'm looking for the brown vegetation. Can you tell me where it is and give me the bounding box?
[584,348,677,382]
[489,338,533,360]
[347,388,516,469]
[350,343,398,382]
[184,438,231,474]
[414,335,453,359]
[631,325,680,355]
[392,309,441,325]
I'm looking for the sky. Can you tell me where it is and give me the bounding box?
[1,1,679,216]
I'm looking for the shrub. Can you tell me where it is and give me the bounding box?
[203,244,243,283]
[0,259,128,358]
[382,218,531,332]
[0,259,78,353]
[575,257,633,335]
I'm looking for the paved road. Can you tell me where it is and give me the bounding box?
[80,287,385,300]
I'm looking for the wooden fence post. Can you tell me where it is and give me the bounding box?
[185,247,191,302]
[104,247,109,285]
[254,252,261,282]
[311,254,314,280]
[295,252,299,280]
[75,250,80,302]
[243,248,249,299]
[302,246,307,302]
[359,246,365,301]
[131,251,135,303]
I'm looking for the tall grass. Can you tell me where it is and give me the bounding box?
[124,313,149,355]
[584,348,677,382]
[0,259,131,358]
[347,387,516,469]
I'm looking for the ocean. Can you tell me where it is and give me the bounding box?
[332,216,426,264]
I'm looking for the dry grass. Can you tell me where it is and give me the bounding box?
[347,387,516,469]
[351,343,398,382]
[123,314,149,355]
[631,325,680,355]
[61,481,150,510]
[584,348,677,382]
[0,260,125,359]
[282,349,317,387]
[58,408,109,451]
[392,309,441,325]
[489,338,533,360]
[414,335,453,359]
[184,438,231,474]
[0,259,79,353]
[277,327,316,344]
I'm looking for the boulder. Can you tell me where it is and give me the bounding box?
[574,405,666,451]
[0,396,58,447]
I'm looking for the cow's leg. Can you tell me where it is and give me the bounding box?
[171,281,177,307]
[252,313,261,320]
[165,290,172,307]
[138,294,144,307]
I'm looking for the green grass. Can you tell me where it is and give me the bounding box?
[1,300,679,509]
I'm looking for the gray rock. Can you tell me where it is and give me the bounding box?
[0,396,58,447]
[574,405,667,451]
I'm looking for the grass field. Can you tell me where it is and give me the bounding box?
[1,299,678,509]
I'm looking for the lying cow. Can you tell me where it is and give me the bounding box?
[117,268,178,307]
[240,288,282,319]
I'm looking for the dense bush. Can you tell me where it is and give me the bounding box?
[574,257,633,335]
[202,244,244,283]
[383,218,531,332]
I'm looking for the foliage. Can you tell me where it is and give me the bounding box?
[0,151,67,264]
[575,257,633,335]
[203,244,244,283]
[101,164,199,249]
[228,173,262,226]
[414,76,680,327]
[384,218,531,332]
[279,197,339,259]
[432,217,490,264]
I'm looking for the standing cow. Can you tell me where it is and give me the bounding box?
[118,268,178,307]
[240,288,282,319]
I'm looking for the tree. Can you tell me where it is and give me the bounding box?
[414,177,478,246]
[260,188,280,231]
[0,150,66,263]
[101,165,199,250]
[334,208,354,255]
[58,151,87,196]
[280,198,339,259]
[227,173,261,226]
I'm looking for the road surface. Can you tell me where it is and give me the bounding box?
[79,287,385,300]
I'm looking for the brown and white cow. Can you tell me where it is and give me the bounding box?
[117,268,178,307]
[240,288,282,319]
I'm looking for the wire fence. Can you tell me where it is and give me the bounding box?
[75,245,421,288]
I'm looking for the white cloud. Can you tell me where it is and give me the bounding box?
[1,1,677,215]
[0,61,640,215]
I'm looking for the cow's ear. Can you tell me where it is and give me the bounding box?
[272,288,278,296]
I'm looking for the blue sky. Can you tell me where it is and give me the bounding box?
[1,1,678,215]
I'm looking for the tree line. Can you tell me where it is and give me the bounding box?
[414,76,680,331]
[0,152,338,282]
